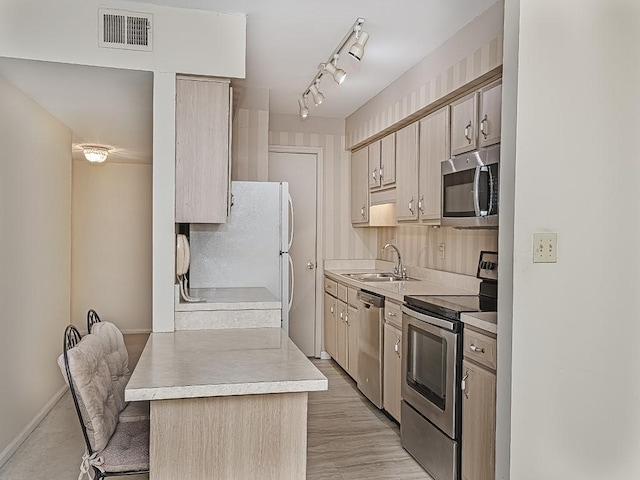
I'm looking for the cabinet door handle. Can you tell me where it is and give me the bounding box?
[330,305,334,314]
[388,312,397,317]
[408,198,415,215]
[464,121,472,143]
[462,371,469,399]
[345,312,349,325]
[418,195,424,214]
[372,168,378,183]
[470,344,485,354]
[379,167,384,181]
[480,114,488,139]
[339,311,343,320]
[360,206,366,219]
[394,338,401,357]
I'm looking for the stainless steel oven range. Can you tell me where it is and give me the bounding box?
[400,252,497,480]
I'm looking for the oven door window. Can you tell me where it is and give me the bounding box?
[407,324,447,410]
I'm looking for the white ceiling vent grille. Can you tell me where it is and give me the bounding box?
[99,9,152,51]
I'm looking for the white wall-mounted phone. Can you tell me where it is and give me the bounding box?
[176,234,204,303]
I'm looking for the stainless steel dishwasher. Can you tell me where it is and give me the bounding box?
[357,290,385,408]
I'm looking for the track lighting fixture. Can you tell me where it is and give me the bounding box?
[309,83,324,106]
[321,57,347,85]
[348,25,369,61]
[297,17,367,119]
[298,97,309,119]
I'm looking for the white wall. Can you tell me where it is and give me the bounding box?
[0,75,72,459]
[508,0,640,478]
[72,160,152,333]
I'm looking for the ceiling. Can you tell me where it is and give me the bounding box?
[0,0,497,164]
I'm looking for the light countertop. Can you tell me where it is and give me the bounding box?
[125,328,327,402]
[461,312,497,334]
[324,269,477,303]
[175,286,281,311]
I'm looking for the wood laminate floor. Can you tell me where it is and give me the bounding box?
[307,359,432,480]
[0,337,432,480]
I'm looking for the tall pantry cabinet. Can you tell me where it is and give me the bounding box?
[175,75,232,224]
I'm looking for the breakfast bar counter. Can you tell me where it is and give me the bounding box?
[126,328,327,480]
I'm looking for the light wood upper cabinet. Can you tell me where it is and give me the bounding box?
[380,134,396,187]
[383,322,402,422]
[395,122,419,221]
[175,75,231,223]
[368,135,396,190]
[479,80,502,148]
[351,147,369,225]
[451,91,479,156]
[323,292,337,359]
[418,106,450,223]
[368,141,381,189]
[461,358,496,480]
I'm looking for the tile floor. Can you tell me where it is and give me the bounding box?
[0,335,431,480]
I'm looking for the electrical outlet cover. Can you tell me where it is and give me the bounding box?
[533,233,557,263]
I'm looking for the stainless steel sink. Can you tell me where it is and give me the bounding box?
[343,272,418,282]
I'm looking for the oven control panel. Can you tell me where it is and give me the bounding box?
[477,251,498,281]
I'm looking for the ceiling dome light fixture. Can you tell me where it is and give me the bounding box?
[309,83,325,106]
[297,17,366,119]
[298,97,310,119]
[81,145,110,163]
[348,26,369,61]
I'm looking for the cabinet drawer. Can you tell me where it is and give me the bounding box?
[347,287,359,307]
[464,329,497,370]
[337,283,348,303]
[385,300,402,329]
[324,278,338,297]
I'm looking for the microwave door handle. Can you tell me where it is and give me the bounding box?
[487,167,494,215]
[473,166,482,216]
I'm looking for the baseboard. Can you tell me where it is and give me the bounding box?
[121,329,152,335]
[319,351,331,360]
[0,385,67,469]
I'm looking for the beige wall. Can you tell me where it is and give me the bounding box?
[345,0,504,148]
[508,0,640,478]
[71,160,152,333]
[378,226,498,276]
[0,75,72,459]
[0,0,247,334]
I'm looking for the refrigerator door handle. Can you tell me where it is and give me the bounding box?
[288,255,294,312]
[287,193,294,251]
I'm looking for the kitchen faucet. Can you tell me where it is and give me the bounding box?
[382,243,406,279]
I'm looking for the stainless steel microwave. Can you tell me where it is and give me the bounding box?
[441,145,499,228]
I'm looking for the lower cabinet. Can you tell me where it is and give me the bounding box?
[383,322,402,422]
[323,276,359,381]
[461,329,497,480]
[323,292,337,359]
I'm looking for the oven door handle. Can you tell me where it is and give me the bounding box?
[401,305,456,331]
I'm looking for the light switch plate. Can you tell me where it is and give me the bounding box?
[533,233,557,263]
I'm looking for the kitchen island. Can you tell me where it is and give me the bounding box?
[125,328,328,480]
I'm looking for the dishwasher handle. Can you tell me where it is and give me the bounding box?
[357,290,385,309]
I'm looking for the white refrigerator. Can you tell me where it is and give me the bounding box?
[188,181,293,333]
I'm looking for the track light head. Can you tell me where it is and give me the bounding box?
[298,97,310,119]
[309,83,325,106]
[348,30,369,61]
[322,60,347,85]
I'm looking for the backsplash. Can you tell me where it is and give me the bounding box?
[377,225,498,277]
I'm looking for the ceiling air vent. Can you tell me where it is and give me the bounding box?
[99,9,152,51]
